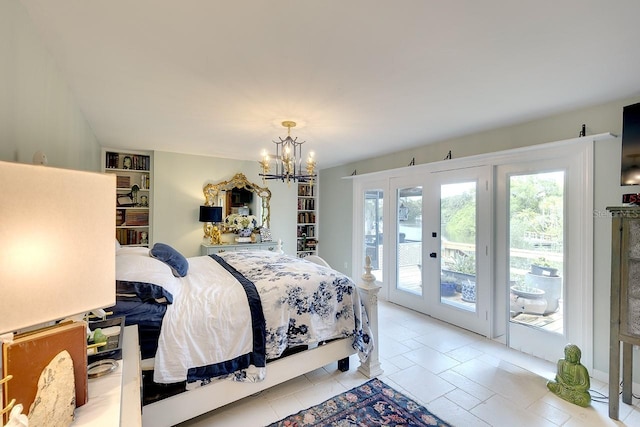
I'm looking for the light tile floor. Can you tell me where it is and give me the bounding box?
[179,300,639,426]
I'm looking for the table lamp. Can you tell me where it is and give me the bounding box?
[0,161,115,335]
[199,206,223,244]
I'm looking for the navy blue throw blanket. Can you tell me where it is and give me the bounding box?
[186,254,267,382]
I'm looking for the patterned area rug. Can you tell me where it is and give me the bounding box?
[266,378,452,427]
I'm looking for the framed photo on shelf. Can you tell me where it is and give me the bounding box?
[122,156,132,169]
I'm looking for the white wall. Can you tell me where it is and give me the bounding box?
[0,0,100,171]
[319,95,640,380]
[152,151,297,258]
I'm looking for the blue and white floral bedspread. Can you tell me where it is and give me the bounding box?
[218,251,373,362]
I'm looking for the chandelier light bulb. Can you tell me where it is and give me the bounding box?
[306,151,316,169]
[258,149,271,183]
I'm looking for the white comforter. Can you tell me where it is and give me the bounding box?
[153,256,256,383]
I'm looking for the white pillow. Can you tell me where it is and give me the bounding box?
[115,251,181,298]
[116,246,149,256]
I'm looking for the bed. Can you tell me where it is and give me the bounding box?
[109,244,382,426]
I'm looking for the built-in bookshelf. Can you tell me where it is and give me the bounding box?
[296,183,317,258]
[103,149,152,247]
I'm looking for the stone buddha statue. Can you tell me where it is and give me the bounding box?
[547,343,591,407]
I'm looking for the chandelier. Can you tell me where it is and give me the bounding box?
[259,121,316,185]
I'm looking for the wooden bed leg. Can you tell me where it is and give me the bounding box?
[357,255,384,378]
[338,357,350,372]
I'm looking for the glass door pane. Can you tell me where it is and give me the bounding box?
[508,171,564,334]
[397,186,422,294]
[440,182,477,312]
[364,189,384,282]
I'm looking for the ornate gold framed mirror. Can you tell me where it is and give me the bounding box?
[203,173,271,228]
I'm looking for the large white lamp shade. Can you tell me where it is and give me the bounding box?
[0,161,116,335]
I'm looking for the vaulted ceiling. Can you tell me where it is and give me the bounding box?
[20,0,640,168]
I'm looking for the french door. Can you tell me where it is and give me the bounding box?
[388,166,491,336]
[495,153,591,363]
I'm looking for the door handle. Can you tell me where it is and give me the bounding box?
[430,252,437,258]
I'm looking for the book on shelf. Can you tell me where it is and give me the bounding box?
[124,210,149,226]
[297,225,316,238]
[128,154,150,171]
[297,198,315,210]
[106,152,120,169]
[297,212,316,223]
[297,185,314,197]
[116,175,131,188]
[116,228,149,246]
[106,152,151,171]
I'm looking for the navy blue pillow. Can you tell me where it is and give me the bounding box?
[149,243,189,277]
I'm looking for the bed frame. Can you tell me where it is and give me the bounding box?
[141,256,383,427]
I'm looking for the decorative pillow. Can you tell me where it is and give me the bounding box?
[149,243,189,277]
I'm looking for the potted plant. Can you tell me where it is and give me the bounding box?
[461,280,477,303]
[440,275,458,297]
[451,253,476,302]
[450,252,476,275]
[441,252,477,297]
[526,257,562,314]
[531,257,558,277]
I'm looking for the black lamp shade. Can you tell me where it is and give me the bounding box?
[199,206,223,223]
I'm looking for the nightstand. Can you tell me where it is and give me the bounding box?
[73,325,141,426]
